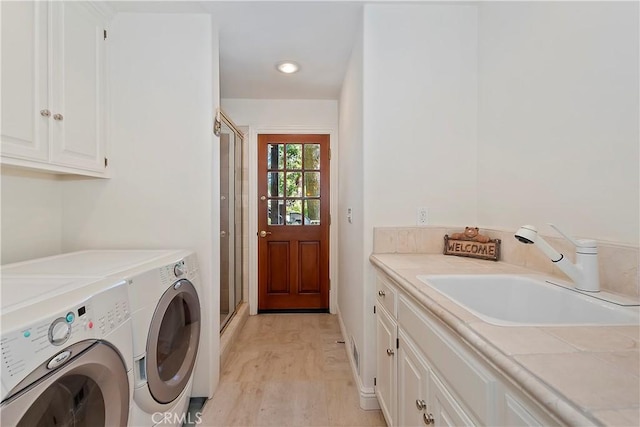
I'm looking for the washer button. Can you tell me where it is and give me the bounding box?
[66,312,75,323]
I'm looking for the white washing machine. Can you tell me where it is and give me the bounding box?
[0,277,134,426]
[1,249,203,427]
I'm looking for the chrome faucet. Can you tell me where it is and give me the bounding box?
[514,224,600,292]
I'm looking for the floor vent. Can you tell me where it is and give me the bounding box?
[351,336,360,375]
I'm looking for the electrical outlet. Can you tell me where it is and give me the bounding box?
[416,207,428,225]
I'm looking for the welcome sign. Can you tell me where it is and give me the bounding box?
[443,234,501,261]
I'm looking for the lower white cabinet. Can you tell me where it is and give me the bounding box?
[374,272,560,427]
[375,304,396,426]
[397,329,430,427]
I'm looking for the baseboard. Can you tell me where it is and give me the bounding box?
[336,308,380,411]
[220,302,249,369]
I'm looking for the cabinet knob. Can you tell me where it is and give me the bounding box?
[53,113,64,121]
[416,399,427,410]
[423,413,434,425]
[40,109,51,117]
[378,290,386,297]
[386,348,394,356]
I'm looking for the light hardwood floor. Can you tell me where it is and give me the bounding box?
[199,314,387,427]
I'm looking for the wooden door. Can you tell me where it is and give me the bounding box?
[258,134,330,311]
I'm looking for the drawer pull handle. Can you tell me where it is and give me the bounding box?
[416,399,426,410]
[423,413,434,425]
[378,290,386,297]
[386,348,394,356]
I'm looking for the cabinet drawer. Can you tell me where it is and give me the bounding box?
[398,294,496,425]
[376,274,397,317]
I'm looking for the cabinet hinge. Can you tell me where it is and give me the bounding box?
[104,157,108,167]
[329,279,331,290]
[373,305,376,314]
[104,29,107,40]
[396,338,399,349]
[374,377,376,386]
[329,214,332,226]
[329,148,331,160]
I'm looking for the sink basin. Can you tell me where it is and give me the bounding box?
[417,275,640,326]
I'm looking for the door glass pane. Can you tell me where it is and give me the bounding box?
[305,200,320,225]
[304,144,320,170]
[286,172,302,197]
[286,200,303,225]
[157,295,195,382]
[286,144,302,169]
[304,172,320,197]
[268,200,284,225]
[267,172,284,197]
[18,375,105,427]
[267,144,284,169]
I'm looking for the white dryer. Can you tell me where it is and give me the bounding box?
[0,277,134,426]
[1,249,184,278]
[124,251,201,427]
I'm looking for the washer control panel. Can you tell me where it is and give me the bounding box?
[1,282,130,394]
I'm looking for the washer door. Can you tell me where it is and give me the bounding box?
[0,341,129,426]
[146,279,201,404]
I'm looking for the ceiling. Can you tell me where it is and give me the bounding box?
[110,1,364,99]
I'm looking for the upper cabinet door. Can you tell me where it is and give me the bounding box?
[50,1,106,172]
[0,1,49,161]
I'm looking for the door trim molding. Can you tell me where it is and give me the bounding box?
[248,126,337,316]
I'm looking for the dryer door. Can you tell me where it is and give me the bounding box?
[146,279,201,404]
[0,341,129,426]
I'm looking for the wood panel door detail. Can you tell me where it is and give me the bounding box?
[258,134,330,311]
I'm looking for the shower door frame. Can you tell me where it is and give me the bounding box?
[219,110,244,331]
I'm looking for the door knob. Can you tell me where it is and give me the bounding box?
[260,195,266,201]
[259,230,272,238]
[220,231,227,237]
[416,399,427,410]
[40,109,51,117]
[53,113,64,121]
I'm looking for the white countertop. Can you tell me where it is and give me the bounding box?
[370,253,640,426]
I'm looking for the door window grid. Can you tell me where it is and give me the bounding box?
[267,143,320,226]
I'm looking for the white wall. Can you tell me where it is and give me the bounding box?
[1,169,62,263]
[356,3,479,393]
[60,13,220,398]
[477,1,639,245]
[363,4,479,228]
[337,25,365,390]
[222,99,338,128]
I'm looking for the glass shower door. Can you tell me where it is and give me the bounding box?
[220,113,243,331]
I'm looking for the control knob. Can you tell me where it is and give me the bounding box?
[48,318,71,346]
[174,263,185,277]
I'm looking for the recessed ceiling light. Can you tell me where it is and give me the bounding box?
[276,61,300,74]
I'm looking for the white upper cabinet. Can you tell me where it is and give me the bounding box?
[1,1,109,177]
[1,1,49,161]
